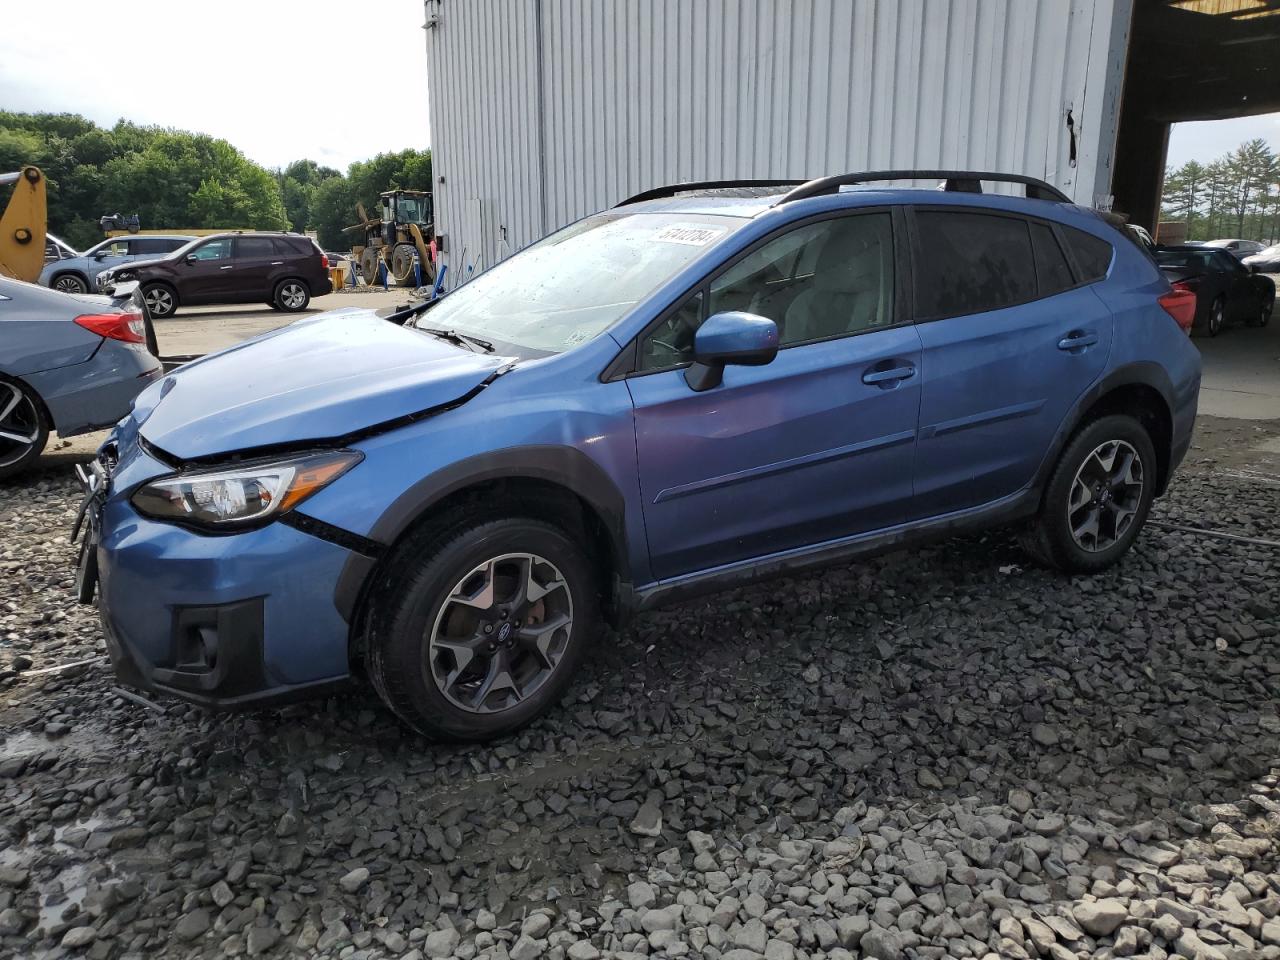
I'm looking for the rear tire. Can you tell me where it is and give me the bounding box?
[273,279,310,312]
[141,283,178,319]
[1019,414,1157,573]
[365,516,598,741]
[1201,296,1225,337]
[52,274,88,295]
[0,377,49,480]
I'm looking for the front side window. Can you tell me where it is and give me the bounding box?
[637,213,896,369]
[133,238,186,255]
[417,212,745,355]
[189,239,232,262]
[913,211,1035,319]
[100,240,130,257]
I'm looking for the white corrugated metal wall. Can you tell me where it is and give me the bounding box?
[423,0,1132,285]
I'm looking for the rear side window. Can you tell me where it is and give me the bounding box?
[913,211,1035,319]
[1030,222,1075,296]
[133,238,184,255]
[237,237,275,259]
[1062,226,1113,282]
[272,237,313,257]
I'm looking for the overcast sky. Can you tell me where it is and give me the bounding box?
[0,0,431,172]
[0,2,1275,176]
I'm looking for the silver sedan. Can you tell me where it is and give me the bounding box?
[0,277,163,479]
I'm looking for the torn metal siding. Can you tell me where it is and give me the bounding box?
[423,0,1131,285]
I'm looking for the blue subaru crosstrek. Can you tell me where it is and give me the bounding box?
[77,171,1201,740]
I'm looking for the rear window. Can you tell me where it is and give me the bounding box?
[1062,226,1113,282]
[913,211,1036,318]
[1154,249,1214,273]
[1030,222,1075,296]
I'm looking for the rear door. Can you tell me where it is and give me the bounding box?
[232,236,277,301]
[909,209,1114,518]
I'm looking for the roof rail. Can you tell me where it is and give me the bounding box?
[777,170,1071,205]
[616,179,808,207]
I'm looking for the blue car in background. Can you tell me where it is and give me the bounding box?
[80,170,1201,741]
[40,235,195,294]
[0,277,162,479]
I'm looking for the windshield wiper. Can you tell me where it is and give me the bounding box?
[418,326,494,353]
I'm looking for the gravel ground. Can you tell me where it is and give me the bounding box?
[0,417,1278,960]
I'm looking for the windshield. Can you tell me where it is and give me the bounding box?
[417,212,744,354]
[397,196,430,223]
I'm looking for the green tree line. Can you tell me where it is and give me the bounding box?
[0,111,430,252]
[1160,138,1280,244]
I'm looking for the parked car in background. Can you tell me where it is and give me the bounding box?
[39,235,195,295]
[44,234,80,264]
[83,170,1201,741]
[1203,238,1265,260]
[0,277,161,479]
[98,232,333,318]
[1243,244,1280,274]
[1154,245,1275,336]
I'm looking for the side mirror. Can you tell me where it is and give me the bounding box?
[185,254,199,264]
[685,311,779,392]
[91,251,108,260]
[1249,263,1260,274]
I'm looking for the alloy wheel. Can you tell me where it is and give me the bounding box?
[1209,300,1224,336]
[54,276,87,294]
[1067,439,1144,553]
[427,553,574,714]
[144,287,174,317]
[0,382,41,469]
[280,282,307,309]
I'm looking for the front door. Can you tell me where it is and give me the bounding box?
[179,238,235,303]
[909,210,1114,518]
[627,210,922,581]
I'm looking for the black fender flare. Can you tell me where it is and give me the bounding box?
[331,445,633,624]
[1031,361,1177,498]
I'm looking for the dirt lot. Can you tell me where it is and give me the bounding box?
[0,309,1278,960]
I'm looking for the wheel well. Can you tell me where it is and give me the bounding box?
[1077,383,1173,493]
[276,277,310,294]
[0,371,53,434]
[50,270,88,288]
[353,477,626,643]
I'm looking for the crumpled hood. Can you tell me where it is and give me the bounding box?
[136,308,509,459]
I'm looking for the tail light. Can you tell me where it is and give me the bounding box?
[75,310,146,344]
[320,254,329,269]
[1158,284,1197,335]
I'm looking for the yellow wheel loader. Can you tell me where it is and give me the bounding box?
[0,167,47,283]
[346,190,435,286]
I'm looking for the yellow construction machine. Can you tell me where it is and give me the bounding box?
[345,189,435,286]
[0,166,47,283]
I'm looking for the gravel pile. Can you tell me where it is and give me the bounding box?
[0,437,1277,959]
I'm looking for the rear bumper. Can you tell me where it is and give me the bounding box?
[315,276,334,296]
[97,496,356,707]
[30,341,162,437]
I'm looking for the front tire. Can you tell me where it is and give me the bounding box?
[0,377,49,480]
[141,283,178,319]
[1248,296,1272,328]
[273,279,310,312]
[366,517,598,741]
[1019,415,1157,573]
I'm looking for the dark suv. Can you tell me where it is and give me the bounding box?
[98,232,333,318]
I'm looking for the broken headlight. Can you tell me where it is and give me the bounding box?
[131,451,362,529]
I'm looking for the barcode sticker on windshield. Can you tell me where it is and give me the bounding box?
[653,224,727,246]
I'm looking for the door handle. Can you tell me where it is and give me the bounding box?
[219,265,234,270]
[1057,330,1098,351]
[271,261,283,266]
[862,363,916,385]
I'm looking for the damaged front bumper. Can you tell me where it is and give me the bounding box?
[79,433,357,708]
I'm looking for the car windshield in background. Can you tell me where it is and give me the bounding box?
[416,212,746,354]
[399,197,430,222]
